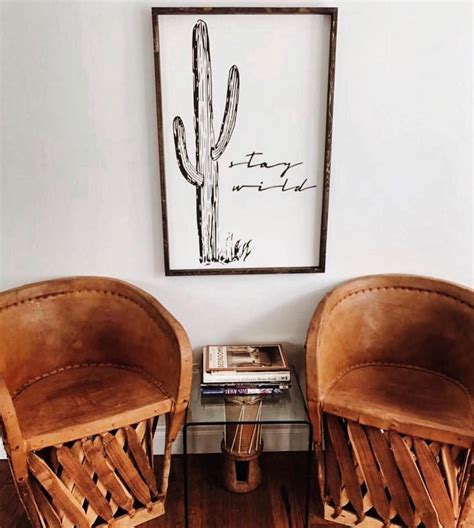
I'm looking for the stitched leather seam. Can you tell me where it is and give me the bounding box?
[1,288,176,349]
[0,289,150,315]
[0,290,167,335]
[330,286,474,314]
[12,363,172,400]
[1,289,179,401]
[323,362,472,399]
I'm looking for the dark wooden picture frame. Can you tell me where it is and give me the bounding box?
[152,7,338,276]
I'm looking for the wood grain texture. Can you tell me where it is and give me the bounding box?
[365,427,415,528]
[153,7,338,15]
[30,479,62,528]
[0,462,32,528]
[414,438,455,527]
[95,501,165,528]
[56,446,113,522]
[82,437,134,514]
[0,376,27,479]
[323,437,341,516]
[102,431,152,506]
[458,472,473,528]
[347,422,390,524]
[126,425,159,495]
[389,432,440,528]
[28,453,90,528]
[326,415,364,522]
[0,453,337,528]
[59,441,89,528]
[322,506,400,528]
[441,444,460,516]
[24,420,172,526]
[318,415,472,527]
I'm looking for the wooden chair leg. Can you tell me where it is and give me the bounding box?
[1,384,43,528]
[160,412,179,496]
[16,476,44,528]
[160,437,173,497]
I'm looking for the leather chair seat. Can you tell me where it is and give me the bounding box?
[322,364,473,448]
[13,365,173,451]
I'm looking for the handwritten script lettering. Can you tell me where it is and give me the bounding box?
[229,152,316,193]
[230,151,302,178]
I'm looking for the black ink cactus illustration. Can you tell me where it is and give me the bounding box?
[173,19,251,264]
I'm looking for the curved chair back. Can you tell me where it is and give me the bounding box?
[306,274,474,417]
[0,276,190,403]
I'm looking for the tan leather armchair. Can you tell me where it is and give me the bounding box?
[0,277,192,527]
[306,275,473,528]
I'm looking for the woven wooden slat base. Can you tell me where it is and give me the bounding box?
[27,419,165,527]
[321,414,471,528]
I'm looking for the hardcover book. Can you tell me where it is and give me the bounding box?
[205,344,288,372]
[202,344,290,384]
[201,386,284,396]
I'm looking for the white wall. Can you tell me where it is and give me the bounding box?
[1,0,472,356]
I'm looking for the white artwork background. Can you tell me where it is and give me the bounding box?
[159,14,330,269]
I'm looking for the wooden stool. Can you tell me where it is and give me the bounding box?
[0,277,192,527]
[306,275,473,528]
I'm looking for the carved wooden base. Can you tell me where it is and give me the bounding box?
[222,396,264,494]
[320,414,472,528]
[25,419,167,527]
[222,441,263,493]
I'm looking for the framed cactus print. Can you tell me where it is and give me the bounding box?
[152,7,337,275]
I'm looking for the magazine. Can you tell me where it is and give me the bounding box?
[201,386,284,396]
[202,344,290,384]
[205,344,288,372]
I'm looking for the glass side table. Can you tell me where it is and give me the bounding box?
[183,365,313,527]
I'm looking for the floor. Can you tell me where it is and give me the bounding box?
[0,452,339,528]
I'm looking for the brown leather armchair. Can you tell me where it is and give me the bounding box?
[306,275,473,528]
[0,277,192,527]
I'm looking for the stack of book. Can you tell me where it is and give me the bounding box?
[201,344,291,396]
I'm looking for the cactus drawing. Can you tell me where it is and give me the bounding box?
[173,19,251,264]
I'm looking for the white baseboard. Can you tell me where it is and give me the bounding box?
[166,423,310,454]
[0,423,310,459]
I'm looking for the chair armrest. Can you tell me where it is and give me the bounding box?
[305,296,327,446]
[0,376,28,479]
[128,285,193,410]
[134,293,193,443]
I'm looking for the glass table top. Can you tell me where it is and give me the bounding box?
[186,364,310,425]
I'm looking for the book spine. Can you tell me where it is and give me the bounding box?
[201,387,283,396]
[201,383,290,390]
[202,372,291,383]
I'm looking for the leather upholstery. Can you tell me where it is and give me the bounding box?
[0,276,191,404]
[323,364,472,447]
[306,274,474,446]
